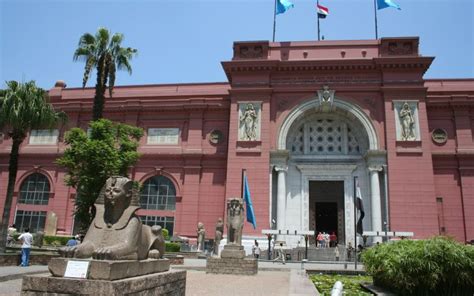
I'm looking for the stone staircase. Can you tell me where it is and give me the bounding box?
[262,245,354,262]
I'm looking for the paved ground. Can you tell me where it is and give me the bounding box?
[0,259,363,295]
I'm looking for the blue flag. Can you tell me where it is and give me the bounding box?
[276,0,294,15]
[243,174,257,229]
[377,0,401,10]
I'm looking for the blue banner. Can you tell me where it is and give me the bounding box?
[276,0,294,15]
[243,174,257,229]
[377,0,401,10]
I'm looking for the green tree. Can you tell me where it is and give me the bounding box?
[56,119,143,230]
[73,27,137,121]
[0,81,66,251]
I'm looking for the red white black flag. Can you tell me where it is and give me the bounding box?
[317,4,329,19]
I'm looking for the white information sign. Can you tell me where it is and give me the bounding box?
[64,260,90,279]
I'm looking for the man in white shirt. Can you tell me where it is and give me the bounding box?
[18,228,33,267]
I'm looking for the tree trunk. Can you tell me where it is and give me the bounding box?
[92,56,108,121]
[0,136,23,252]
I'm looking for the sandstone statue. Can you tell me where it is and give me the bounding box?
[59,176,165,260]
[399,102,416,141]
[197,222,206,252]
[213,218,224,255]
[227,198,244,245]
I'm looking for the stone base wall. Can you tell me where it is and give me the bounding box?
[206,257,257,275]
[0,253,59,266]
[21,270,186,296]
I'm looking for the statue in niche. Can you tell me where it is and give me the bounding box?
[240,103,258,140]
[399,102,416,141]
[226,198,244,245]
[196,222,206,252]
[59,176,165,260]
[213,218,224,255]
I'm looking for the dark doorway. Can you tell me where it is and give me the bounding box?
[315,202,338,234]
[309,181,345,244]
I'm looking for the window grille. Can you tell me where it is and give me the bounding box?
[19,173,50,205]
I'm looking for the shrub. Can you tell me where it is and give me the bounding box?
[165,242,180,253]
[43,235,70,246]
[162,228,169,240]
[362,237,474,295]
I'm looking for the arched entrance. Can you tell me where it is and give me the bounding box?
[271,97,386,247]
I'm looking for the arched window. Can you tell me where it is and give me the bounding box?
[140,176,176,210]
[19,173,50,205]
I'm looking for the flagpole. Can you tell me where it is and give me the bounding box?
[317,0,321,41]
[272,0,277,42]
[353,176,358,270]
[241,169,246,200]
[374,0,379,39]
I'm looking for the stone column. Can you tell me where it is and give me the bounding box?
[275,165,287,241]
[369,166,383,243]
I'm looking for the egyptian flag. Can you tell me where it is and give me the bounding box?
[355,178,365,235]
[317,4,329,18]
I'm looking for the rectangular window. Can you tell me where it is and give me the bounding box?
[139,216,174,236]
[29,129,59,145]
[147,128,179,145]
[14,210,47,233]
[436,197,446,235]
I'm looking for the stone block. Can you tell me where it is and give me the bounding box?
[21,270,186,296]
[206,257,257,275]
[48,258,170,281]
[220,244,245,259]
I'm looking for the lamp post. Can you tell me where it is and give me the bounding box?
[267,234,272,260]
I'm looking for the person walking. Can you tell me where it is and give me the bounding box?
[252,240,261,259]
[273,243,286,264]
[334,246,340,261]
[18,228,33,267]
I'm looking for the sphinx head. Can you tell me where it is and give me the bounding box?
[103,176,133,207]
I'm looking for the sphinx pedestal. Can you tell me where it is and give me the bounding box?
[206,244,258,275]
[21,258,186,296]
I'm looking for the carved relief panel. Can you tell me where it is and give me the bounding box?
[238,102,261,141]
[393,101,421,141]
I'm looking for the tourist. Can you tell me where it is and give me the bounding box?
[252,240,261,259]
[18,228,33,267]
[329,232,337,247]
[317,232,324,248]
[7,224,17,246]
[323,232,330,248]
[334,246,340,261]
[273,243,286,264]
[66,236,79,247]
[346,242,355,261]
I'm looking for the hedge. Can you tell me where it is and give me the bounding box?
[362,236,474,295]
[165,242,180,252]
[43,235,71,246]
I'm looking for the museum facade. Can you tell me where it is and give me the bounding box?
[1,37,473,247]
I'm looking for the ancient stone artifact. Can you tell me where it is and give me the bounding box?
[226,198,244,245]
[196,222,206,252]
[213,218,224,255]
[240,103,258,141]
[59,176,165,260]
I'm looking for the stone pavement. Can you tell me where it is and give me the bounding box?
[0,259,363,295]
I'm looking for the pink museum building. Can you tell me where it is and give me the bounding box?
[1,37,473,246]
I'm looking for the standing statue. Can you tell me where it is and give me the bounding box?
[213,218,224,255]
[227,198,245,245]
[399,102,416,141]
[240,103,258,140]
[59,176,165,260]
[197,222,206,252]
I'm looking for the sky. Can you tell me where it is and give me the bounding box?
[1,0,473,90]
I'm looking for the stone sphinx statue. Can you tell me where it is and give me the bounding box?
[60,176,165,260]
[226,198,244,246]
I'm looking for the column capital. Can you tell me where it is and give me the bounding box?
[270,150,289,167]
[275,165,288,172]
[368,165,383,172]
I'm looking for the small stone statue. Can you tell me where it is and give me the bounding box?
[227,198,244,246]
[399,102,416,141]
[197,222,206,252]
[213,218,224,255]
[240,103,258,140]
[59,176,165,260]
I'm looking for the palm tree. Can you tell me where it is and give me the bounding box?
[73,27,137,120]
[0,81,66,251]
